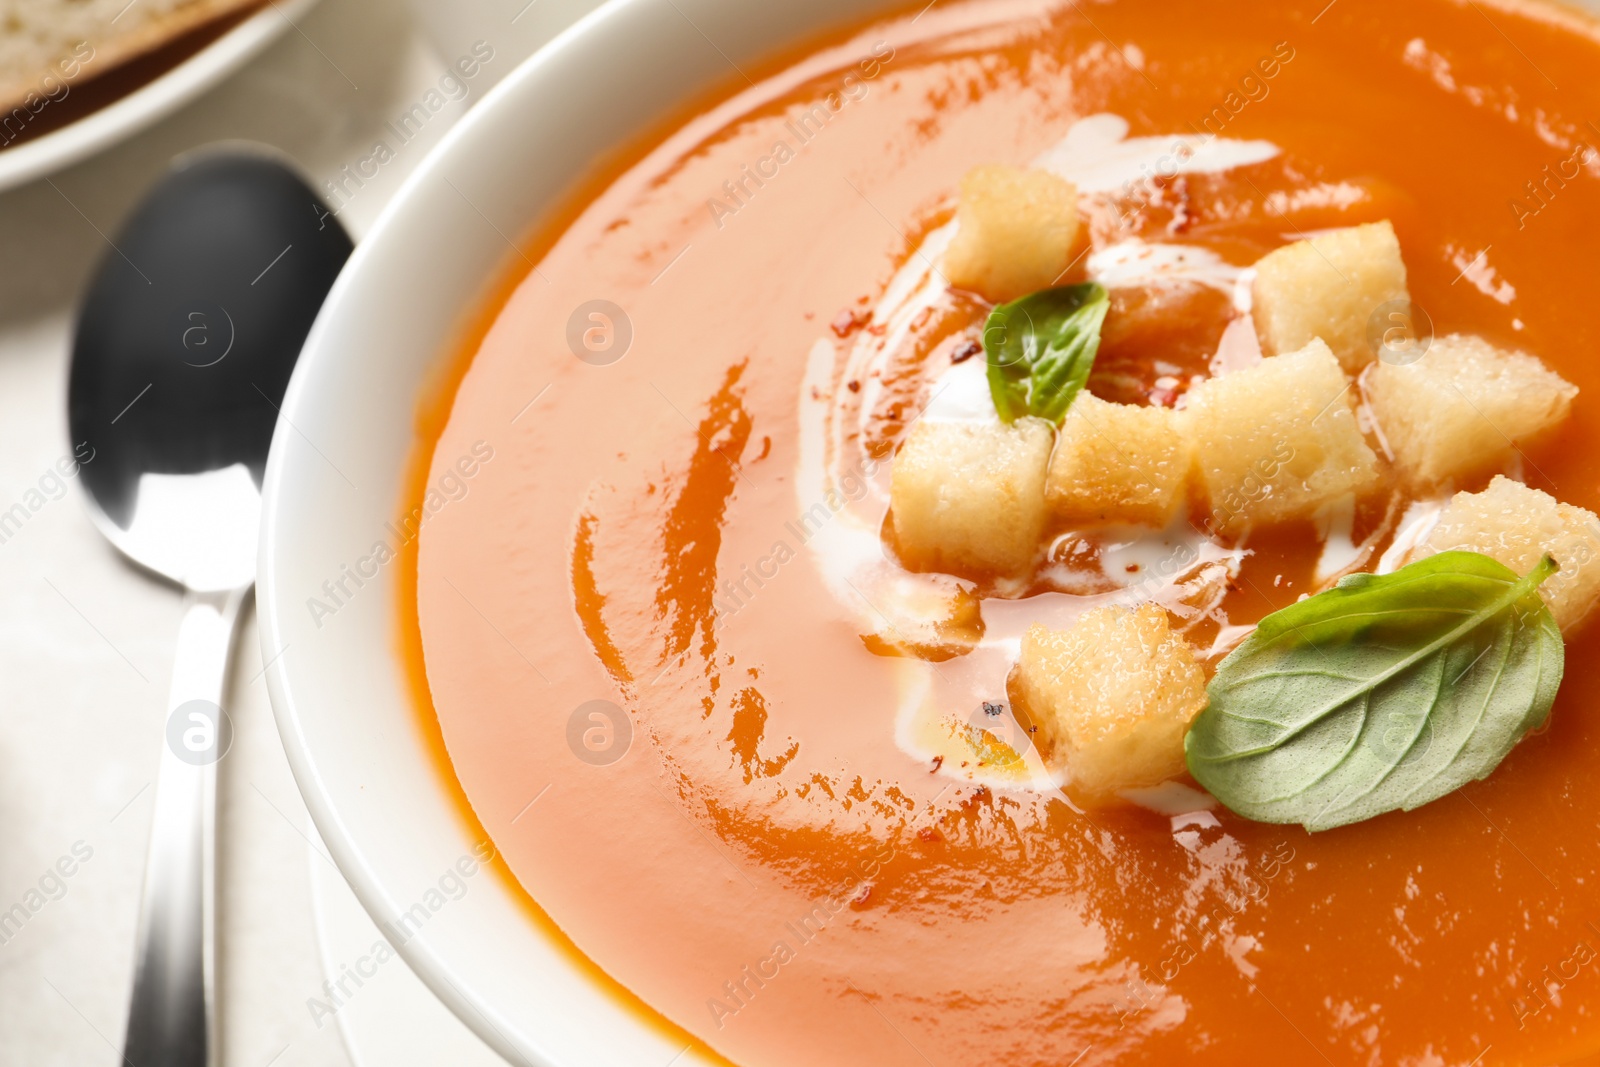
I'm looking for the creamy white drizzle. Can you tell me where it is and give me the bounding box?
[1208,314,1264,378]
[1124,781,1219,816]
[1031,113,1279,193]
[1355,365,1395,463]
[1377,498,1449,574]
[1314,493,1408,586]
[792,115,1308,798]
[1088,239,1247,295]
[1313,496,1360,584]
[1205,624,1256,659]
[921,356,994,423]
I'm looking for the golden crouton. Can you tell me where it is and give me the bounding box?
[1182,338,1381,533]
[1368,333,1576,486]
[1416,475,1600,634]
[942,164,1080,303]
[1252,221,1409,372]
[1012,605,1208,799]
[1047,392,1191,528]
[890,417,1054,576]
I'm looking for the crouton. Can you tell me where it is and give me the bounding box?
[1416,475,1600,633]
[1368,333,1576,486]
[1252,221,1409,372]
[1012,605,1207,799]
[890,417,1054,576]
[1047,392,1191,527]
[1182,338,1380,533]
[942,164,1080,303]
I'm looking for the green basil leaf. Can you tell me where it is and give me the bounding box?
[1186,551,1563,832]
[983,282,1109,425]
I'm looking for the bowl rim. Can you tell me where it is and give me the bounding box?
[259,0,944,1059]
[259,0,736,1061]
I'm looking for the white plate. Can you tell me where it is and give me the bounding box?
[307,831,507,1066]
[258,0,893,1063]
[0,0,319,194]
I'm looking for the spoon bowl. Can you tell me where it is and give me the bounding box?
[68,149,351,1066]
[69,151,351,591]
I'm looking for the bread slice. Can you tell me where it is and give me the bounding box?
[0,0,261,118]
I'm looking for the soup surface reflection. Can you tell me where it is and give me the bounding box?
[414,1,1600,1062]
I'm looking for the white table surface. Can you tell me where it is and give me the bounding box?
[0,1,590,1062]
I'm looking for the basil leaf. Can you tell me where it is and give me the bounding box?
[1186,551,1563,832]
[983,282,1109,424]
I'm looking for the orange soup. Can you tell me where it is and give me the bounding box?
[412,0,1600,1062]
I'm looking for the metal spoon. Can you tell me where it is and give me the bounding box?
[68,150,351,1067]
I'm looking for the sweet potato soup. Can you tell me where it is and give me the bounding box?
[411,0,1600,1062]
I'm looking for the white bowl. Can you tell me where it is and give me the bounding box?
[258,1,890,1062]
[0,0,320,194]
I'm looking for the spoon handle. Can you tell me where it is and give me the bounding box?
[122,587,248,1067]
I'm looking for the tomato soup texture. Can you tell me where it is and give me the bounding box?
[415,1,1600,1063]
